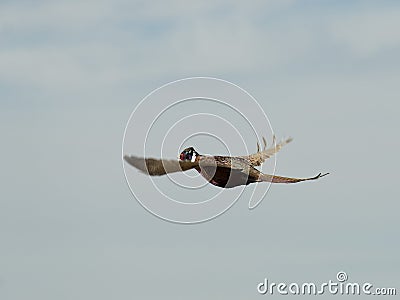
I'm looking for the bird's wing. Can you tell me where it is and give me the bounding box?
[198,156,245,170]
[123,155,198,176]
[239,136,293,166]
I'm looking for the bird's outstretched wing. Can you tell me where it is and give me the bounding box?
[240,136,293,166]
[123,155,198,176]
[124,155,241,177]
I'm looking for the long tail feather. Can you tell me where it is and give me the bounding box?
[260,172,329,184]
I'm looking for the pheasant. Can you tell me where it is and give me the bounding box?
[124,137,328,188]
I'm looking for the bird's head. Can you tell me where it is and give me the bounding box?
[179,147,199,162]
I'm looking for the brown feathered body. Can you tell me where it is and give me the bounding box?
[193,155,260,188]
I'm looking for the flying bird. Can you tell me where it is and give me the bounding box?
[124,137,328,188]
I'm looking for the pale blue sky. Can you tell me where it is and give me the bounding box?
[1,1,399,299]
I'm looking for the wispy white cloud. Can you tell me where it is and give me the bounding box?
[0,1,113,31]
[0,0,310,93]
[330,8,400,57]
[0,0,399,100]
